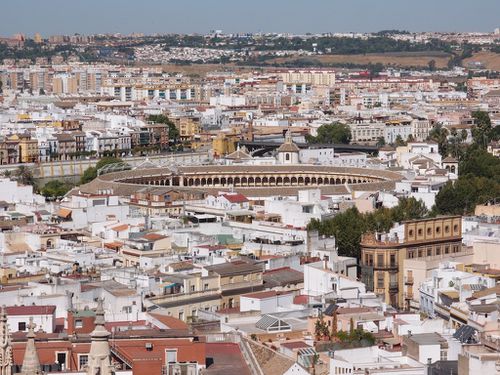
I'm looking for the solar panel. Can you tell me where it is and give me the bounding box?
[453,325,477,344]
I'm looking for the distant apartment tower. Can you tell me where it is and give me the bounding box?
[277,69,336,87]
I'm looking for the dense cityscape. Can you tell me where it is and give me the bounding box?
[0,19,498,375]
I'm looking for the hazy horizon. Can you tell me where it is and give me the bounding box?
[1,0,499,37]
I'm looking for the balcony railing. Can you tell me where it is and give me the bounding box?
[389,281,399,290]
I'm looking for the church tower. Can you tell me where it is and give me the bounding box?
[277,128,300,164]
[86,299,115,375]
[21,317,42,375]
[0,306,13,375]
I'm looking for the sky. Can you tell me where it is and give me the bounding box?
[1,0,500,37]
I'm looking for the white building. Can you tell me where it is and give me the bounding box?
[240,290,295,314]
[303,259,360,298]
[419,262,496,318]
[5,305,56,333]
[56,193,129,230]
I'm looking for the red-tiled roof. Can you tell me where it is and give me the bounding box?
[111,224,129,232]
[142,233,168,241]
[221,193,249,203]
[148,313,188,330]
[205,343,252,375]
[293,295,309,305]
[5,305,56,315]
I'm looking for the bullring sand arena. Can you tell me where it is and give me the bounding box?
[79,164,403,197]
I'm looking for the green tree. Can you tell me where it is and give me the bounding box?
[80,167,97,185]
[433,147,500,215]
[306,122,351,144]
[376,137,386,148]
[471,111,492,148]
[80,156,123,184]
[394,135,406,147]
[428,59,436,71]
[427,124,449,157]
[41,180,71,199]
[15,165,36,187]
[95,156,122,171]
[390,197,428,223]
[314,312,330,341]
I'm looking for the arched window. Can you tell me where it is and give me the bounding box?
[286,153,290,161]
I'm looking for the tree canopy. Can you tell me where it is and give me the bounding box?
[14,166,36,188]
[41,180,71,199]
[80,157,123,185]
[434,146,500,215]
[306,122,352,144]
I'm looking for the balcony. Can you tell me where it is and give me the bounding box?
[373,263,398,271]
[389,281,399,290]
[404,276,414,285]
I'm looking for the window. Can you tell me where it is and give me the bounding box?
[165,349,177,364]
[377,273,384,288]
[445,246,450,254]
[123,306,132,314]
[453,224,459,232]
[436,246,441,255]
[427,227,432,235]
[56,352,67,369]
[436,226,441,234]
[418,229,423,236]
[408,229,414,237]
[286,153,290,161]
[190,285,195,292]
[367,254,373,266]
[440,349,447,361]
[75,319,83,328]
[445,225,450,233]
[377,254,384,267]
[18,322,26,331]
[204,283,209,290]
[390,254,396,268]
[78,355,88,370]
[427,247,432,257]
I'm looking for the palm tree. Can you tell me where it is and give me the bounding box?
[15,165,36,187]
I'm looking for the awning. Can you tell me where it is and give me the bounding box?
[57,208,72,219]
